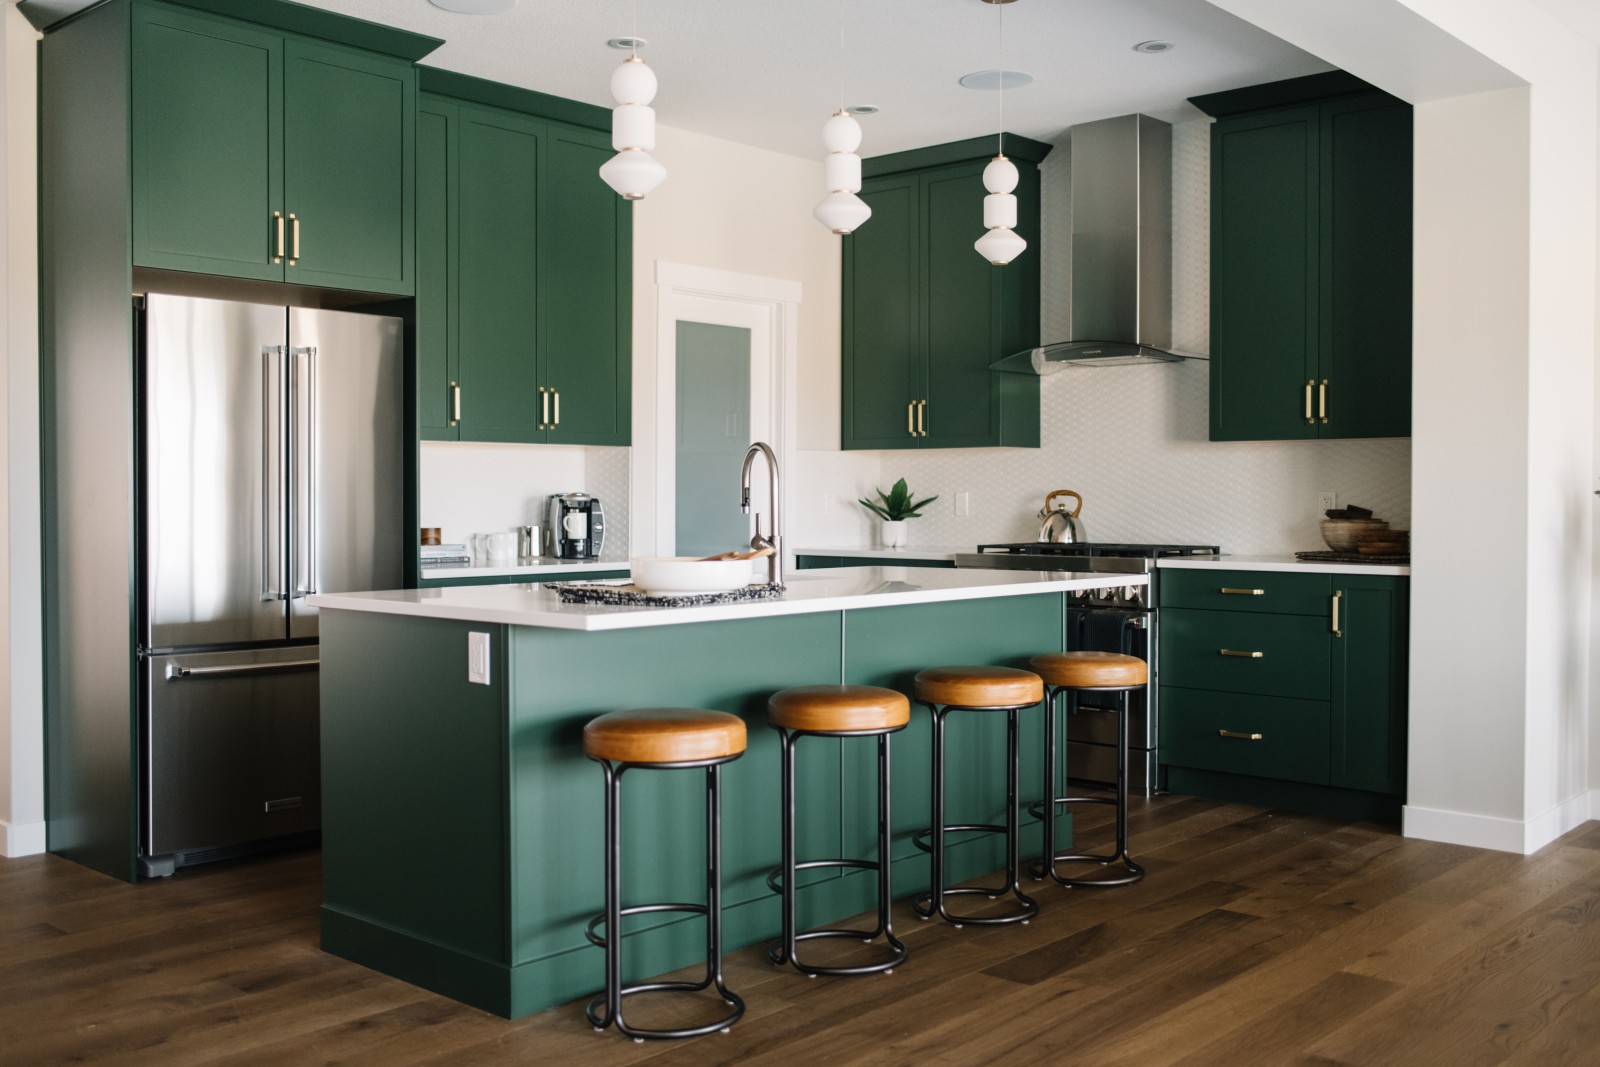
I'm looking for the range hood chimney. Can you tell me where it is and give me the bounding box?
[992,113,1195,374]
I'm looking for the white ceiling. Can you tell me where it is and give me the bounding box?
[301,0,1335,158]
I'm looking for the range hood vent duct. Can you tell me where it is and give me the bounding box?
[992,113,1200,374]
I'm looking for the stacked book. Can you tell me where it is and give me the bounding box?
[421,543,472,568]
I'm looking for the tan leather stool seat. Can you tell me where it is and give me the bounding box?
[913,665,1043,708]
[583,708,747,764]
[767,685,911,733]
[1029,651,1148,689]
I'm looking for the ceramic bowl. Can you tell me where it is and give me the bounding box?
[629,556,755,595]
[1320,518,1389,553]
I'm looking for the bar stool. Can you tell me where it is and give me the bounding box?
[1030,651,1148,887]
[765,684,911,977]
[911,665,1044,926]
[583,707,747,1041]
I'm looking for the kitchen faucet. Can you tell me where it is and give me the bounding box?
[739,441,783,586]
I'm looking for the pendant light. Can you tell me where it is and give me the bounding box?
[813,1,870,234]
[599,6,666,201]
[975,0,1026,265]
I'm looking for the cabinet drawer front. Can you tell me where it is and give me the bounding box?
[1160,568,1332,615]
[1160,608,1330,700]
[1160,686,1330,785]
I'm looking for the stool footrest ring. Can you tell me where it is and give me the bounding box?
[910,822,1005,854]
[1026,795,1116,821]
[585,902,708,949]
[765,858,877,895]
[584,984,746,1040]
[765,927,909,976]
[912,884,1039,926]
[1032,851,1145,888]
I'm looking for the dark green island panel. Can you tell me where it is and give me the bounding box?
[317,589,1069,1018]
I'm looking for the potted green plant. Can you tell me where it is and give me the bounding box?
[859,478,938,548]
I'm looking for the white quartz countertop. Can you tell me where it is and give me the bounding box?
[420,558,628,580]
[791,545,972,562]
[1157,554,1410,577]
[310,567,1143,632]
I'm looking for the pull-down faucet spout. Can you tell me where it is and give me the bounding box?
[739,441,782,586]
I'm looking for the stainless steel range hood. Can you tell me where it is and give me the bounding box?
[992,113,1199,374]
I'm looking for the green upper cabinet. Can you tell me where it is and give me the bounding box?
[1195,73,1412,442]
[416,76,631,446]
[842,135,1047,450]
[131,1,416,295]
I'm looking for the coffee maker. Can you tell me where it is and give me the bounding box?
[545,492,605,559]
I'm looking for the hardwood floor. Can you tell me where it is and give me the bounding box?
[6,795,1600,1066]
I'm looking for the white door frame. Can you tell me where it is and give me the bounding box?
[643,261,801,560]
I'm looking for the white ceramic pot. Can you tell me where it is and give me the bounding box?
[880,520,908,548]
[629,556,753,594]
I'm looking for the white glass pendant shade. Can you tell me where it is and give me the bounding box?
[974,226,1026,265]
[599,147,667,200]
[610,55,657,106]
[983,192,1017,230]
[982,155,1019,194]
[822,111,863,154]
[824,151,862,194]
[813,190,872,234]
[611,103,656,152]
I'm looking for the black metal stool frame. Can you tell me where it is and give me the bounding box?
[765,723,910,977]
[584,754,746,1041]
[912,700,1040,927]
[1031,682,1146,887]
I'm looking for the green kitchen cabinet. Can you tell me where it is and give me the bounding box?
[417,77,630,445]
[842,135,1049,450]
[1194,73,1412,442]
[1159,567,1408,817]
[131,1,416,295]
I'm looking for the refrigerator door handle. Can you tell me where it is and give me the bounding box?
[166,659,318,680]
[261,345,286,602]
[289,346,318,598]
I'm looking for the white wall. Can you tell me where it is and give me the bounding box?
[1,4,42,858]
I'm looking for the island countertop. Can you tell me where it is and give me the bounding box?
[308,566,1143,632]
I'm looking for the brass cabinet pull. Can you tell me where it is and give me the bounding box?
[1331,589,1343,637]
[1219,649,1264,659]
[450,381,460,426]
[1319,379,1328,424]
[1219,587,1265,596]
[553,389,560,427]
[1218,729,1264,741]
[1305,379,1314,424]
[917,399,927,437]
[538,386,548,429]
[273,211,284,263]
[907,401,915,436]
[288,213,300,265]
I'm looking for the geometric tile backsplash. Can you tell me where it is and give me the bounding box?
[806,116,1412,555]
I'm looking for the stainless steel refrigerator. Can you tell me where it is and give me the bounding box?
[139,294,402,870]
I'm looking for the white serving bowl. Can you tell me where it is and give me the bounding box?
[629,556,755,595]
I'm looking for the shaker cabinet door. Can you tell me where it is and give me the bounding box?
[132,2,283,282]
[283,38,415,295]
[842,175,922,449]
[542,125,631,446]
[456,106,544,443]
[923,161,1003,448]
[417,100,459,440]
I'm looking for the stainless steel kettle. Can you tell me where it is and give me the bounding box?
[1036,490,1087,544]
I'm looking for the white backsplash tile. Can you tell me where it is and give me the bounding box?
[791,115,1411,556]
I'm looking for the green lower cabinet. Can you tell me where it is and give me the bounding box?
[1158,571,1408,818]
[318,593,1066,1018]
[418,569,627,588]
[794,555,955,570]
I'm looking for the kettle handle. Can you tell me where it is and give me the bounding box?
[1043,489,1083,518]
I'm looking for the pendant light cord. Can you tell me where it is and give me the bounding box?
[997,0,1005,155]
[838,0,846,110]
[631,0,638,56]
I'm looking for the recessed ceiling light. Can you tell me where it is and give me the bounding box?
[607,37,647,51]
[846,104,880,116]
[958,69,1034,91]
[427,0,516,13]
[1133,40,1175,54]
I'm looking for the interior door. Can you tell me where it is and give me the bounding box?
[146,296,289,649]
[287,307,404,640]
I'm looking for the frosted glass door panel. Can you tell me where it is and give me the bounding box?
[675,321,751,557]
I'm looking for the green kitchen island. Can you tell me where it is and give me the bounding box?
[308,566,1142,1018]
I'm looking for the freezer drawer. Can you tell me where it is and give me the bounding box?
[144,647,321,857]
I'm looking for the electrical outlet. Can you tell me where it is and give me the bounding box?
[1318,490,1338,513]
[956,491,971,517]
[468,631,491,685]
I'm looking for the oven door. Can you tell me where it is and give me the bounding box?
[1064,605,1158,795]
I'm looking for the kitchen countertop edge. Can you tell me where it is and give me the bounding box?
[420,558,629,579]
[1158,554,1410,577]
[791,545,973,562]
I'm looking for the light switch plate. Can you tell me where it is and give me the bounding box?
[468,631,491,685]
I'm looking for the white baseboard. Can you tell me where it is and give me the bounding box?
[1404,792,1595,855]
[1,818,46,858]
